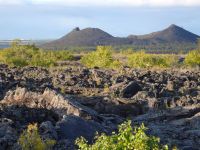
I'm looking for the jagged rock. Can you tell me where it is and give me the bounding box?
[132,91,149,100]
[166,80,175,91]
[1,87,99,120]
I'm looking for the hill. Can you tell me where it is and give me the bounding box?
[43,27,123,49]
[128,24,199,43]
[42,25,199,50]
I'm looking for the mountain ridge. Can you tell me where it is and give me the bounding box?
[42,24,199,49]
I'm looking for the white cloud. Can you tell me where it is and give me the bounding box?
[1,0,200,6]
[0,0,24,5]
[30,0,200,6]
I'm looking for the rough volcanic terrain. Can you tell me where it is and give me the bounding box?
[0,63,199,149]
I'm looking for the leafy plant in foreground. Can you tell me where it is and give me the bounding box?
[75,120,170,150]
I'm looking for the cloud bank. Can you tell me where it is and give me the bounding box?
[1,0,200,7]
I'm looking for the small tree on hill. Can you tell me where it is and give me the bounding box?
[18,123,56,150]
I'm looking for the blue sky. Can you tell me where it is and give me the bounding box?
[0,0,200,39]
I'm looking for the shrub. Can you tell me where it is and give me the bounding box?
[110,59,123,70]
[81,46,121,69]
[128,51,177,68]
[120,48,135,55]
[0,43,38,67]
[184,50,200,67]
[18,123,56,150]
[53,50,73,60]
[75,120,169,150]
[0,40,73,67]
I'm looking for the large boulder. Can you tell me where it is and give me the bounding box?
[110,81,142,98]
[0,118,17,150]
[39,121,58,140]
[121,81,142,98]
[56,115,107,142]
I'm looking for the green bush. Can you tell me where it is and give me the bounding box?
[81,46,122,69]
[0,40,73,67]
[128,51,177,68]
[18,123,56,150]
[184,50,200,67]
[75,120,170,150]
[120,48,135,55]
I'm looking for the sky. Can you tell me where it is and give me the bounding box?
[0,0,200,39]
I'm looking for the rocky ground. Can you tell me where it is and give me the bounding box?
[0,63,199,150]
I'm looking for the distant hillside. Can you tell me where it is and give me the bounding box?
[42,25,199,50]
[128,24,199,43]
[0,40,53,49]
